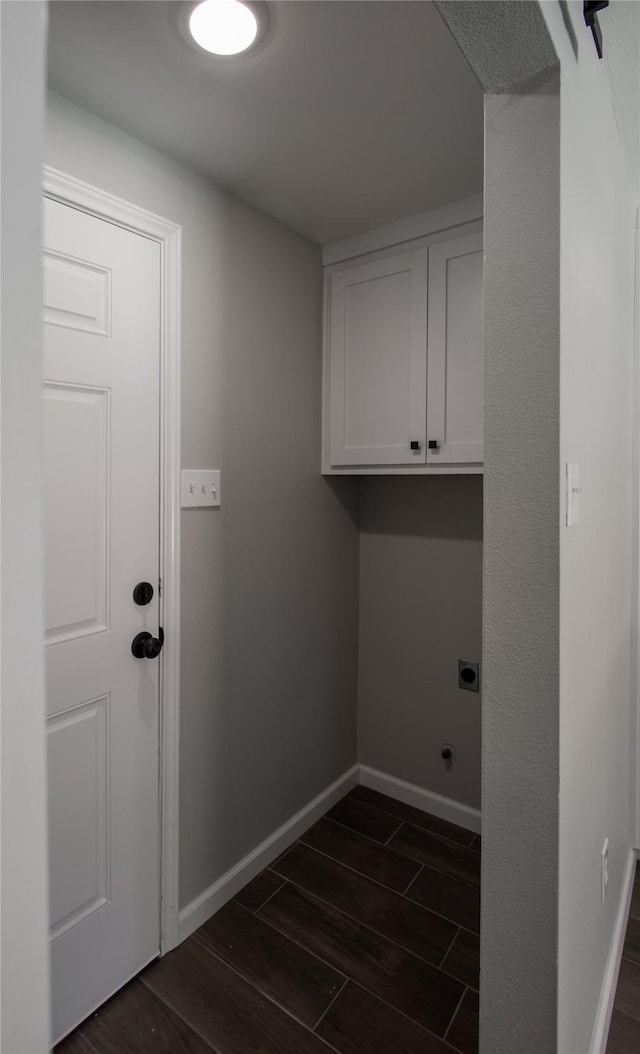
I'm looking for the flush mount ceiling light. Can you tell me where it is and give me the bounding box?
[188,0,260,55]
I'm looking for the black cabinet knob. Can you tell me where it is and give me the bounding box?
[131,631,163,659]
[133,581,154,606]
[428,440,440,451]
[410,440,421,451]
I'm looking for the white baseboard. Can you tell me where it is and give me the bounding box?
[358,764,481,834]
[590,847,638,1054]
[178,765,358,942]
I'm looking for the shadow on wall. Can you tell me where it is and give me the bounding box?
[358,474,483,541]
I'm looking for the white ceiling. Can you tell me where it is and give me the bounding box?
[47,1,484,245]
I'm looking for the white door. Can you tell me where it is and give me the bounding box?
[43,197,162,1042]
[426,231,484,466]
[328,249,428,466]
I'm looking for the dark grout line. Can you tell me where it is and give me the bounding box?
[252,876,287,914]
[300,813,480,898]
[346,789,478,851]
[254,885,466,1049]
[272,835,481,951]
[384,820,405,845]
[439,925,462,970]
[443,985,469,1047]
[138,972,222,1054]
[260,871,459,973]
[296,834,421,899]
[315,976,469,1054]
[312,975,350,1032]
[187,930,342,1051]
[402,862,424,897]
[318,812,401,849]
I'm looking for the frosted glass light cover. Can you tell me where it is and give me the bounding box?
[189,0,258,55]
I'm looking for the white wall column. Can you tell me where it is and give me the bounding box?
[0,3,51,1050]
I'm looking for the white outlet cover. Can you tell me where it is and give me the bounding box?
[566,463,582,527]
[601,837,609,903]
[181,469,221,508]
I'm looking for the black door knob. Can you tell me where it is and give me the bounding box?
[131,631,163,659]
[133,581,154,606]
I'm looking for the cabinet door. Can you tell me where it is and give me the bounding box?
[426,232,483,465]
[328,249,428,466]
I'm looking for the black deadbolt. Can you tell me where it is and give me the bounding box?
[131,631,163,659]
[133,581,154,606]
[460,667,476,684]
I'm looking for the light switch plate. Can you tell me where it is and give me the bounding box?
[566,463,581,527]
[181,469,221,508]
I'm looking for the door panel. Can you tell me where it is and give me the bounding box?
[43,197,161,1043]
[329,249,428,466]
[427,232,484,465]
[43,383,110,643]
[43,250,111,335]
[48,695,110,940]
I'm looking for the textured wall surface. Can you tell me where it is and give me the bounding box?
[441,1,639,1051]
[541,4,638,1052]
[45,93,360,910]
[358,476,482,808]
[435,0,557,93]
[482,86,561,1054]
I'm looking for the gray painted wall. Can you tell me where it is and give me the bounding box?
[542,4,638,1051]
[358,476,482,808]
[1,4,51,1050]
[45,93,359,911]
[440,2,639,1051]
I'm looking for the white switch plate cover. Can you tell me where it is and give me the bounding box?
[566,463,581,527]
[181,469,221,508]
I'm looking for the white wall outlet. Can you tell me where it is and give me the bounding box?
[601,838,609,903]
[566,463,582,526]
[181,469,221,508]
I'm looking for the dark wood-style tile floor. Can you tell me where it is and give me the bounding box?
[57,786,480,1054]
[607,860,640,1054]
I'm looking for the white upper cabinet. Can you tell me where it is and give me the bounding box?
[328,249,428,466]
[426,231,484,467]
[322,207,483,474]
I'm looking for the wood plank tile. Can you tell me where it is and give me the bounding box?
[350,787,475,847]
[446,989,479,1054]
[274,843,457,965]
[406,865,480,933]
[194,899,344,1027]
[389,824,481,889]
[442,930,480,989]
[606,1008,640,1054]
[629,872,640,921]
[141,935,332,1054]
[260,882,464,1037]
[60,979,214,1054]
[316,981,453,1054]
[232,869,285,913]
[327,795,401,844]
[300,817,421,893]
[56,1031,99,1054]
[622,916,640,967]
[614,956,640,1022]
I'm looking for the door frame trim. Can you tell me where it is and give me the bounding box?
[43,166,182,954]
